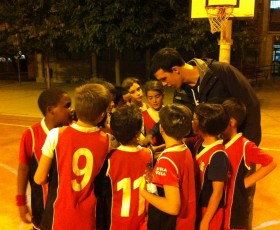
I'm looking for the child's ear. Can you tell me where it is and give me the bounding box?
[171,66,179,74]
[229,118,237,127]
[159,124,164,135]
[96,112,106,123]
[47,106,54,115]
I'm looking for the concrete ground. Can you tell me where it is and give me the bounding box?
[0,78,279,229]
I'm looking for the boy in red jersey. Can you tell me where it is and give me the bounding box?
[192,103,229,230]
[34,83,112,230]
[222,98,277,230]
[104,105,153,230]
[16,88,72,229]
[141,80,165,154]
[140,103,196,230]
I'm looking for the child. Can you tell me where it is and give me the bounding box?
[95,80,117,134]
[121,77,149,111]
[34,83,112,230]
[113,86,131,110]
[16,88,73,229]
[192,103,229,230]
[222,98,277,230]
[104,105,153,230]
[141,80,165,152]
[140,103,196,230]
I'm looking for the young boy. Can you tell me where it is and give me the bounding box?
[16,88,72,229]
[222,98,277,230]
[34,83,112,230]
[192,103,229,230]
[141,80,165,151]
[104,105,153,230]
[140,103,196,230]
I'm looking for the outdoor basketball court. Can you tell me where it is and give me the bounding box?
[0,78,279,229]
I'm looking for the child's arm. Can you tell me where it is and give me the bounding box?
[140,179,180,215]
[200,181,224,230]
[34,155,52,185]
[17,163,32,223]
[244,160,277,188]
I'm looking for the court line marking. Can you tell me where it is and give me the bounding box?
[253,220,280,229]
[0,161,17,175]
[0,122,30,128]
[0,113,41,118]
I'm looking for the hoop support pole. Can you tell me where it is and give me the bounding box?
[218,20,233,63]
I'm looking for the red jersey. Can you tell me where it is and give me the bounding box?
[106,145,152,230]
[19,119,49,227]
[142,108,164,146]
[151,144,196,230]
[223,133,273,229]
[40,123,110,230]
[194,140,228,230]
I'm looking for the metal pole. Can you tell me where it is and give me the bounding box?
[17,58,21,85]
[218,20,233,63]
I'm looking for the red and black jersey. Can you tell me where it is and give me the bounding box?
[149,144,196,230]
[223,133,273,229]
[106,145,152,230]
[40,124,110,230]
[19,119,49,227]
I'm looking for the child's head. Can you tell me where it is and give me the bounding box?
[193,103,229,136]
[38,88,72,126]
[144,80,164,111]
[110,105,142,145]
[222,98,247,128]
[74,83,111,125]
[159,104,192,140]
[114,86,131,109]
[121,77,143,105]
[92,80,116,113]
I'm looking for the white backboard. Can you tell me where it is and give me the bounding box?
[191,0,255,19]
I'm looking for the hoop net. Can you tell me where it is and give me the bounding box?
[206,6,234,33]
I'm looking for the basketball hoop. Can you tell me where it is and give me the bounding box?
[206,5,234,33]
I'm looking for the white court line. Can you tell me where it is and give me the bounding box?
[261,148,280,152]
[0,113,40,118]
[0,122,30,128]
[253,220,280,229]
[0,161,17,175]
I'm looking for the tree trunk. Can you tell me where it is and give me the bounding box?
[91,53,98,79]
[115,52,121,86]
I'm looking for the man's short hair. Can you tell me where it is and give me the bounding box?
[150,47,185,76]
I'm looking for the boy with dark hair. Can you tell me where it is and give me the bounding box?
[140,104,196,230]
[192,103,229,230]
[17,88,73,229]
[34,83,112,230]
[105,105,153,230]
[222,98,277,230]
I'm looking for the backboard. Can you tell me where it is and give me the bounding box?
[191,0,255,19]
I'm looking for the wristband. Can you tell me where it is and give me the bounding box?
[16,195,26,206]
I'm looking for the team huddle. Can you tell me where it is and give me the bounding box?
[16,48,276,230]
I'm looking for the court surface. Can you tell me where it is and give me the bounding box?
[0,79,279,229]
